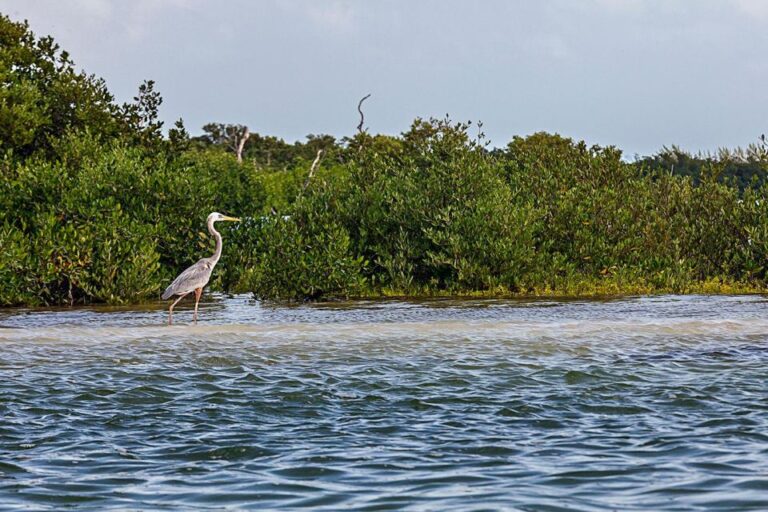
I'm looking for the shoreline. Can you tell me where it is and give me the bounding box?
[2,282,766,312]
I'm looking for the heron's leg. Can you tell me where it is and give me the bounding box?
[168,292,191,325]
[193,288,203,324]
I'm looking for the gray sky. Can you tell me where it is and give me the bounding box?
[3,0,768,156]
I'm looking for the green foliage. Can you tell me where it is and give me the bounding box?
[0,14,125,158]
[236,123,768,300]
[4,113,768,304]
[501,133,768,294]
[336,118,538,292]
[235,216,366,301]
[222,178,366,300]
[120,80,165,149]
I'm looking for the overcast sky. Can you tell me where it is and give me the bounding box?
[3,0,768,156]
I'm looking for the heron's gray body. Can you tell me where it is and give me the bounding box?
[161,257,216,300]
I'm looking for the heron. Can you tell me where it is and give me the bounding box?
[162,212,241,325]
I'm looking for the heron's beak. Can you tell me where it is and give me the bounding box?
[221,215,241,222]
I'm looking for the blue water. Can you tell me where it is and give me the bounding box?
[2,295,768,510]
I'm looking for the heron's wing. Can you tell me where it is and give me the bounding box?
[162,259,214,299]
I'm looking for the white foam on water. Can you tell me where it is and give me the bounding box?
[2,317,768,345]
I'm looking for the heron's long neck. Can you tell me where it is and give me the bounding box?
[208,218,223,263]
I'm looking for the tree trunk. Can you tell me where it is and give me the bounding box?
[300,149,324,196]
[235,127,250,163]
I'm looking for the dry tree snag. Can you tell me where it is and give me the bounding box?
[357,94,371,134]
[235,126,250,163]
[200,123,251,162]
[300,149,325,196]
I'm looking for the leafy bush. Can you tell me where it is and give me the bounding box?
[338,118,539,292]
[230,194,366,301]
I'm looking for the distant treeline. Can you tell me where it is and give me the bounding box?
[2,13,768,306]
[193,124,768,190]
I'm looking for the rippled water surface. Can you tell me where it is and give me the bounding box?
[2,295,768,510]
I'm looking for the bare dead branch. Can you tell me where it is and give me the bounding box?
[300,149,325,195]
[357,94,371,134]
[235,126,250,164]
